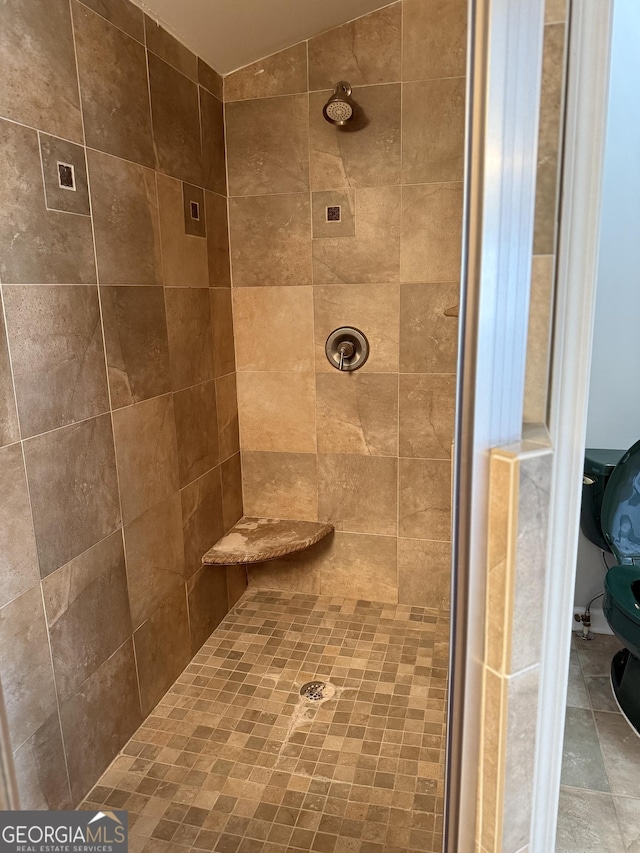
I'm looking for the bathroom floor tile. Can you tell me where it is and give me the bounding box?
[566,648,590,710]
[574,632,623,678]
[560,707,609,792]
[556,787,626,853]
[594,711,640,798]
[79,590,449,853]
[613,795,640,852]
[585,674,619,713]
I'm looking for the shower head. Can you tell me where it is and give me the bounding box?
[323,81,354,125]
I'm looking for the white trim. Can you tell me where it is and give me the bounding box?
[530,2,614,850]
[446,0,546,848]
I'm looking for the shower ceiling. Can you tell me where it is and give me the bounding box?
[130,0,395,73]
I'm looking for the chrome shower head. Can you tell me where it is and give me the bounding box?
[323,81,354,125]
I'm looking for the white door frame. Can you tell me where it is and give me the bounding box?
[531,1,614,849]
[446,0,547,848]
[446,0,615,849]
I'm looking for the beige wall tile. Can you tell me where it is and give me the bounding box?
[206,191,232,288]
[399,374,456,459]
[534,23,566,255]
[88,149,162,286]
[24,414,121,576]
[221,453,243,530]
[480,667,506,851]
[318,454,397,535]
[545,0,567,23]
[402,78,465,184]
[42,531,131,700]
[510,451,552,673]
[112,394,179,524]
[0,585,58,748]
[247,555,322,595]
[79,0,144,41]
[242,451,318,521]
[73,1,153,166]
[0,444,39,606]
[398,458,451,540]
[173,380,219,487]
[308,4,401,90]
[59,638,141,803]
[3,286,108,438]
[225,42,308,101]
[157,175,209,288]
[199,61,223,101]
[237,372,316,453]
[233,286,314,372]
[524,255,554,424]
[13,714,70,810]
[0,0,82,140]
[403,0,467,82]
[226,564,247,607]
[123,492,185,629]
[229,194,312,287]
[313,186,401,283]
[211,288,236,377]
[398,538,451,609]
[145,15,197,79]
[100,286,172,409]
[309,84,401,189]
[200,88,227,195]
[181,465,225,578]
[226,94,309,196]
[316,373,398,456]
[165,288,214,390]
[486,453,517,675]
[314,284,400,373]
[400,283,459,373]
[312,190,356,238]
[149,54,203,185]
[133,587,190,716]
[187,566,228,653]
[0,121,95,284]
[319,532,398,602]
[216,374,240,461]
[502,667,540,851]
[401,183,463,282]
[0,301,19,448]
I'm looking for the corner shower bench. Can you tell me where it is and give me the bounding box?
[201,517,334,565]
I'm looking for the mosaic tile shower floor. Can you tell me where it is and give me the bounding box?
[80,590,449,853]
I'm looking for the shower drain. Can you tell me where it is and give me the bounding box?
[299,680,336,702]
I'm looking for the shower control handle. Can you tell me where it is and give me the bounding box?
[338,341,355,370]
[325,327,369,372]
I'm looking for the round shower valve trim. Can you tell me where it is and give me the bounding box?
[325,327,369,371]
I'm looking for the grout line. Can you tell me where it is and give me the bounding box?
[71,0,144,731]
[304,47,321,538]
[396,0,404,606]
[75,0,145,46]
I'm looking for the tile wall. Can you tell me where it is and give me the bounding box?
[476,1,568,849]
[524,0,568,422]
[0,0,242,808]
[225,0,467,606]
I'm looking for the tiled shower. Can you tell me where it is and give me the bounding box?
[0,0,466,825]
[226,2,464,604]
[0,0,241,808]
[0,0,574,848]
